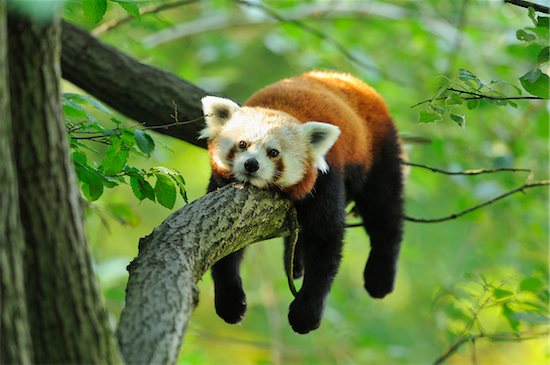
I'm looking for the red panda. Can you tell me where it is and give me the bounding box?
[201,71,404,334]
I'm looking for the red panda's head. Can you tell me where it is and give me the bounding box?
[200,96,340,195]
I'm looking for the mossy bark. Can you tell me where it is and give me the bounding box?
[117,183,296,365]
[7,9,121,364]
[0,2,33,363]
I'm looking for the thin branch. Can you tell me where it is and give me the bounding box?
[404,180,549,223]
[504,0,550,14]
[346,180,549,227]
[402,160,531,176]
[411,88,544,108]
[92,0,201,36]
[434,330,549,365]
[448,87,545,101]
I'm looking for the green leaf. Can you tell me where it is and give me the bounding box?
[130,175,155,201]
[445,93,463,105]
[72,150,87,164]
[171,174,188,203]
[118,1,140,19]
[466,98,480,110]
[513,312,549,324]
[528,6,537,26]
[502,304,520,332]
[64,93,112,114]
[538,46,549,64]
[82,0,107,24]
[450,113,465,127]
[537,16,549,28]
[458,69,482,87]
[418,110,441,124]
[516,29,536,42]
[63,100,88,119]
[493,288,514,299]
[155,175,177,209]
[519,277,544,293]
[520,68,549,98]
[102,137,129,175]
[75,162,104,201]
[121,130,135,148]
[134,129,155,157]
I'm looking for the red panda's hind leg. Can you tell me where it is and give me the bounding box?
[354,129,404,298]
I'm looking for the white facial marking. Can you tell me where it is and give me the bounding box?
[202,96,341,189]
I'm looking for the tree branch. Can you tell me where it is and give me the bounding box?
[404,180,549,223]
[411,87,544,108]
[92,0,201,36]
[61,21,209,148]
[434,330,549,365]
[116,183,295,365]
[504,0,550,14]
[402,160,531,176]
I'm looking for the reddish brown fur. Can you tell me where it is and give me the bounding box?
[245,71,395,175]
[285,163,318,200]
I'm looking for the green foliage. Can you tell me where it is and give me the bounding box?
[62,1,548,363]
[435,274,549,337]
[417,8,548,126]
[63,93,187,208]
[81,0,142,23]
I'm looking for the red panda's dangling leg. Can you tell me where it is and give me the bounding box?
[354,130,404,299]
[288,170,346,334]
[207,175,248,324]
[211,250,247,324]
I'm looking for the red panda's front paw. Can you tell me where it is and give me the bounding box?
[288,296,324,334]
[214,286,247,324]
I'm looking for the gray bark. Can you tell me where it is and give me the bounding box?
[0,2,33,363]
[7,9,122,364]
[117,183,296,365]
[61,21,209,148]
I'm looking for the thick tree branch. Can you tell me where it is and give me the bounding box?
[116,183,295,365]
[61,21,208,148]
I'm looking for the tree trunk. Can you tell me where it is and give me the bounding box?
[0,2,33,363]
[7,8,121,364]
[117,183,295,364]
[61,21,209,148]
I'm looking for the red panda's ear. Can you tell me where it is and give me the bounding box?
[301,122,341,173]
[199,96,240,140]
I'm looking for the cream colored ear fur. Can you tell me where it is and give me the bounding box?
[300,122,341,172]
[199,96,240,139]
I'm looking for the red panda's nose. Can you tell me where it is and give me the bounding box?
[244,158,259,173]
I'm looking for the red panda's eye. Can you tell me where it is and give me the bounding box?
[268,149,279,158]
[238,141,247,150]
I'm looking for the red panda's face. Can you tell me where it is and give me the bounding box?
[200,96,340,190]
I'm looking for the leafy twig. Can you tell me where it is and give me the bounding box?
[433,330,549,365]
[410,88,543,108]
[92,0,201,36]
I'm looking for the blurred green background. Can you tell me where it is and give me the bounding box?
[63,1,548,364]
